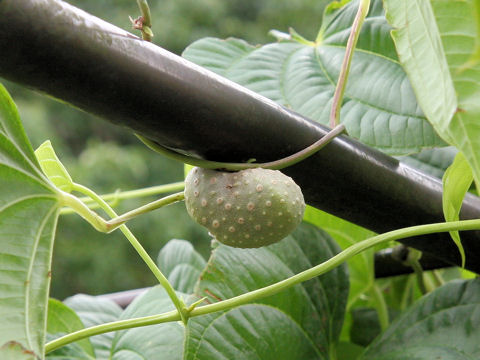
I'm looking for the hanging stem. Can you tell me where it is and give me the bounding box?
[64,183,189,324]
[46,217,480,353]
[329,0,370,128]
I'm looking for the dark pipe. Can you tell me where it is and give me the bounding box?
[374,246,455,278]
[0,0,479,272]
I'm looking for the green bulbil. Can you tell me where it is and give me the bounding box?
[185,167,305,248]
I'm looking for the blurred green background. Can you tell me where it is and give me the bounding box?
[2,0,330,299]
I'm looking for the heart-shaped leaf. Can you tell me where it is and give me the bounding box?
[109,286,185,360]
[157,239,206,293]
[361,279,480,359]
[183,0,444,155]
[64,295,123,359]
[0,84,60,357]
[185,222,349,359]
[46,298,95,358]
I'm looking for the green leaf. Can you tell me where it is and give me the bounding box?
[186,304,319,360]
[34,140,74,193]
[397,146,457,179]
[442,152,473,268]
[0,342,37,360]
[361,279,480,359]
[157,239,206,293]
[320,0,397,59]
[349,307,399,348]
[110,286,184,360]
[337,341,365,360]
[45,333,94,360]
[385,0,480,190]
[64,295,122,359]
[304,206,375,309]
[433,0,480,191]
[0,84,60,356]
[183,0,444,155]
[383,0,457,143]
[46,298,95,358]
[184,222,349,359]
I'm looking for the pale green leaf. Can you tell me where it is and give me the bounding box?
[384,0,458,143]
[0,342,37,360]
[385,0,480,191]
[433,0,480,191]
[442,152,473,268]
[35,140,74,193]
[110,286,184,360]
[64,295,122,359]
[0,84,60,356]
[46,298,95,358]
[157,239,206,293]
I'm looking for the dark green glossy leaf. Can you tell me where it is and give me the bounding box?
[183,0,444,155]
[337,341,365,360]
[362,279,480,359]
[0,84,60,357]
[157,239,206,293]
[304,206,375,309]
[350,307,399,348]
[185,222,349,359]
[109,286,184,360]
[186,304,319,360]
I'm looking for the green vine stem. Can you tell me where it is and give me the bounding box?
[400,275,415,311]
[137,123,345,171]
[371,283,389,331]
[81,181,184,204]
[329,0,370,128]
[45,218,480,353]
[61,186,184,233]
[64,183,189,324]
[60,181,185,215]
[130,0,153,41]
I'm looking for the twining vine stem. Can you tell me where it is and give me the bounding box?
[329,0,370,128]
[60,181,185,214]
[65,183,189,324]
[137,123,345,171]
[45,218,480,353]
